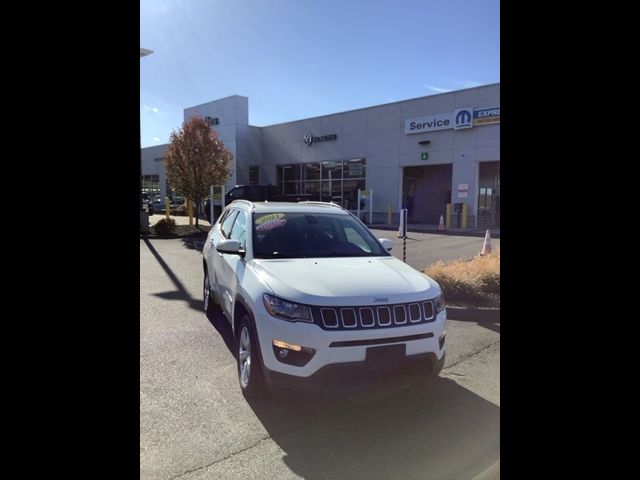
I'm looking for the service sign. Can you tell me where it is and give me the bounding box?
[404,113,452,134]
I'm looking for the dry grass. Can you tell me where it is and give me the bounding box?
[425,250,500,305]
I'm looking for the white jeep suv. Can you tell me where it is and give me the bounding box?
[202,201,446,397]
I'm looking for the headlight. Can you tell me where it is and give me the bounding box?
[434,293,446,314]
[263,294,312,322]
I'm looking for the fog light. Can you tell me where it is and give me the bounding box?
[272,339,316,366]
[273,339,302,351]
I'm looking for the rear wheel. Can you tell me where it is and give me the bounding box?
[237,314,265,398]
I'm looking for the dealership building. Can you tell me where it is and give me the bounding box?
[142,82,499,228]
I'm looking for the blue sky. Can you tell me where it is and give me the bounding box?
[140,0,499,147]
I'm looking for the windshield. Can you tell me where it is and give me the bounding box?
[252,212,389,258]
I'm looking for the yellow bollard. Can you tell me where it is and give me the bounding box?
[445,203,452,229]
[387,202,392,225]
[165,197,170,220]
[188,200,194,225]
[462,203,468,229]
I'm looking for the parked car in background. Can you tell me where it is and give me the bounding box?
[171,196,185,209]
[149,195,164,215]
[224,184,284,205]
[142,193,150,212]
[215,184,314,221]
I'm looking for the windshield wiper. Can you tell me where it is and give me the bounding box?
[257,251,301,258]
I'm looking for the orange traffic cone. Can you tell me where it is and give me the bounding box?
[480,229,492,255]
[438,214,446,231]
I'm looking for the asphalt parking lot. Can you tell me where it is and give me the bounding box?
[140,233,500,479]
[368,228,500,271]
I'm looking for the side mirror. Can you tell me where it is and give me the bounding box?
[379,238,393,252]
[216,239,245,257]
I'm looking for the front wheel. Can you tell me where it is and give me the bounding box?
[237,315,265,398]
[203,269,215,314]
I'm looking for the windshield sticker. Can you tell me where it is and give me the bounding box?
[255,213,287,232]
[255,213,285,225]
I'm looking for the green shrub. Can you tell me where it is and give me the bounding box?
[153,218,177,236]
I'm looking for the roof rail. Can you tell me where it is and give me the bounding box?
[297,201,339,207]
[229,199,255,208]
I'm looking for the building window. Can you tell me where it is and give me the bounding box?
[142,175,160,197]
[249,166,260,185]
[276,158,365,208]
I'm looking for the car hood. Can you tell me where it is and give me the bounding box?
[250,256,439,305]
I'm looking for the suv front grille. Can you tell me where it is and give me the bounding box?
[311,301,437,330]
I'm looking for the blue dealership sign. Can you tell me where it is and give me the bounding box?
[454,107,473,130]
[473,106,500,125]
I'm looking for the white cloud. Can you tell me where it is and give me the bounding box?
[424,84,452,93]
[455,79,482,88]
[144,105,160,114]
[153,137,161,142]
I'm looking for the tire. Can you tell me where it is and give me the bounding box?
[237,314,265,398]
[425,353,445,382]
[203,268,216,315]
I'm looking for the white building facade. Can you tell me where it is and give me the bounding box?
[142,83,500,227]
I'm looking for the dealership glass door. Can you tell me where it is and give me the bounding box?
[321,160,343,203]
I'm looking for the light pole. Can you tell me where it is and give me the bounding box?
[140,48,154,232]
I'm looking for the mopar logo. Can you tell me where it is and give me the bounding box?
[303,134,313,146]
[456,110,471,124]
[373,297,389,303]
[454,108,473,130]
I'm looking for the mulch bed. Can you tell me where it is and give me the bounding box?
[143,224,211,238]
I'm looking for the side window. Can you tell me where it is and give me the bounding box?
[217,209,230,226]
[229,211,247,248]
[221,210,239,238]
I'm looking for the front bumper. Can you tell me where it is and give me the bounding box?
[263,352,445,395]
[254,307,447,379]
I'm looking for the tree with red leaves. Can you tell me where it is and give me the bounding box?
[165,116,233,227]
